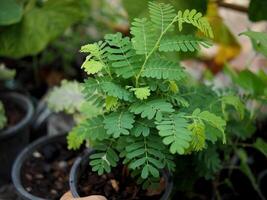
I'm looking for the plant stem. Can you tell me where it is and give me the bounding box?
[135,16,178,87]
[217,1,248,13]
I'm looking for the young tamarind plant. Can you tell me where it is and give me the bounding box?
[68,2,244,188]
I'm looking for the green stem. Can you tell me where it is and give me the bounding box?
[135,16,178,87]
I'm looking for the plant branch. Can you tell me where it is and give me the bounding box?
[135,16,178,87]
[217,1,248,13]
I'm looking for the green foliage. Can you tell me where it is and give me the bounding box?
[159,35,212,52]
[141,58,186,80]
[90,142,119,175]
[122,0,208,24]
[240,31,267,58]
[121,135,175,180]
[68,116,108,150]
[0,0,22,26]
[0,101,7,130]
[0,64,16,81]
[177,9,213,38]
[67,2,234,187]
[148,2,176,34]
[47,80,85,114]
[131,18,157,56]
[104,111,135,138]
[248,0,267,22]
[195,145,222,179]
[225,66,267,99]
[130,100,174,121]
[188,120,206,151]
[221,95,245,120]
[131,87,151,100]
[105,33,142,79]
[253,138,267,157]
[0,0,90,58]
[237,149,260,195]
[192,108,226,143]
[156,113,192,154]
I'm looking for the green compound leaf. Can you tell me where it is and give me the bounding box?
[101,81,134,101]
[141,58,186,81]
[156,113,192,154]
[192,109,226,143]
[82,60,104,75]
[105,96,119,111]
[253,138,267,157]
[104,111,135,138]
[130,99,174,121]
[148,2,176,34]
[83,78,133,107]
[90,143,119,175]
[159,35,212,52]
[67,129,84,150]
[221,95,245,120]
[132,119,153,137]
[195,145,222,179]
[125,135,171,179]
[131,87,151,100]
[177,9,214,38]
[105,32,142,78]
[188,120,206,151]
[131,18,157,56]
[67,116,108,150]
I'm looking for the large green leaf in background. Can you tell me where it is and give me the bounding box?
[248,0,267,22]
[240,31,267,58]
[0,0,90,58]
[0,0,23,26]
[122,0,208,22]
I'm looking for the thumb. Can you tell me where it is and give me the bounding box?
[60,191,107,200]
[73,195,107,200]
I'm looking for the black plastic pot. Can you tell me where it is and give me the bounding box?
[12,133,68,200]
[69,150,173,200]
[258,170,267,199]
[0,92,34,184]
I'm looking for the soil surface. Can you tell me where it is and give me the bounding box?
[1,99,25,130]
[21,140,81,199]
[78,164,165,200]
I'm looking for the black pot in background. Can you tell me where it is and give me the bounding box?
[69,151,173,200]
[12,134,68,200]
[0,92,34,185]
[258,170,267,199]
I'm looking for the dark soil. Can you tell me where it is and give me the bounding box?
[78,164,165,200]
[1,99,25,130]
[21,140,81,199]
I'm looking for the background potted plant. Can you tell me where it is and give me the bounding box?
[0,65,34,185]
[11,79,102,200]
[67,2,245,199]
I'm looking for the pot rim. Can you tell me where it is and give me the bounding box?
[69,150,174,200]
[0,92,34,140]
[12,133,67,200]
